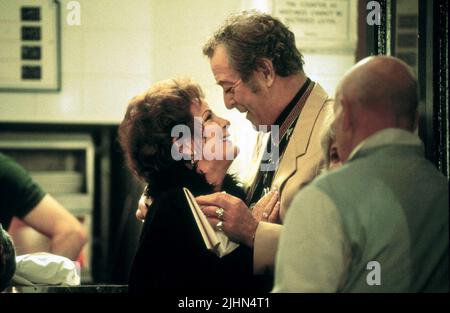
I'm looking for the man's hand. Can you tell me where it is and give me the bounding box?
[196,193,258,248]
[251,190,280,223]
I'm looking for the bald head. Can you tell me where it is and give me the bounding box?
[333,56,419,162]
[338,56,418,131]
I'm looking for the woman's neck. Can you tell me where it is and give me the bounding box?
[197,160,231,191]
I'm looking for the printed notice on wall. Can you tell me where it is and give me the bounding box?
[274,0,355,53]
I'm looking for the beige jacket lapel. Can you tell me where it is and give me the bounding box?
[272,83,329,192]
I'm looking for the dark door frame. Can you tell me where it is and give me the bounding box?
[360,0,449,179]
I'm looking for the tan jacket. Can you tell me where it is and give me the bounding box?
[253,83,333,274]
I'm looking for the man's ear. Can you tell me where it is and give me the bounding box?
[256,58,275,87]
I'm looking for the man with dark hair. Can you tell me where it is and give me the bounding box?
[196,11,333,279]
[202,11,305,91]
[202,11,307,127]
[274,56,448,292]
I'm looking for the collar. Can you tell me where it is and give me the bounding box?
[347,128,423,162]
[274,78,312,127]
[274,78,313,140]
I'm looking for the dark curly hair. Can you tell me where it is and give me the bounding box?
[0,224,16,292]
[118,79,204,191]
[202,10,304,82]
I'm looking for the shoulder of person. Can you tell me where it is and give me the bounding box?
[152,187,188,208]
[0,153,30,182]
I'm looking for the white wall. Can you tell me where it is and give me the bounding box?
[0,0,357,123]
[0,0,153,124]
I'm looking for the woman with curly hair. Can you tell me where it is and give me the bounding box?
[119,78,277,291]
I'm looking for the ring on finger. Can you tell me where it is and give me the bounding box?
[216,207,224,220]
[216,221,224,232]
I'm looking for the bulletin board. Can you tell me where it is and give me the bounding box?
[0,0,61,92]
[273,0,355,54]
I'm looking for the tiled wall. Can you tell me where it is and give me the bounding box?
[0,0,153,124]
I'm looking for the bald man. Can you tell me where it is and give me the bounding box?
[273,56,449,292]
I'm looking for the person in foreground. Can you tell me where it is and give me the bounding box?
[273,56,449,292]
[119,78,278,291]
[0,223,16,292]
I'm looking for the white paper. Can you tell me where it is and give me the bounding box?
[183,188,239,257]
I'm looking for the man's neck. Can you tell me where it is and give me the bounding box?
[345,112,414,162]
[268,72,308,125]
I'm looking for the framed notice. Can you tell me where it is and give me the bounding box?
[0,0,61,92]
[273,0,355,53]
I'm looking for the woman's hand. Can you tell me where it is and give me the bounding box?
[251,190,280,223]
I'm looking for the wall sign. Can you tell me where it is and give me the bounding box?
[0,0,60,91]
[274,0,354,53]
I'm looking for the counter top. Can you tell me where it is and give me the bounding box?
[5,284,128,293]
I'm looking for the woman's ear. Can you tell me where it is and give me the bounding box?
[256,58,275,87]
